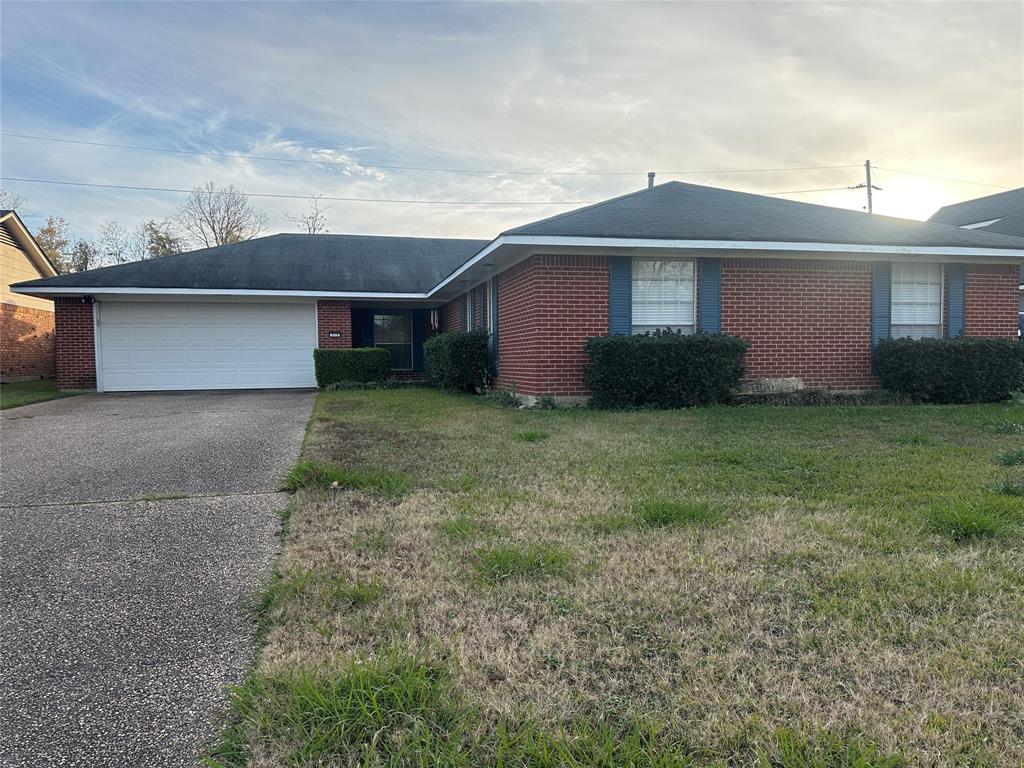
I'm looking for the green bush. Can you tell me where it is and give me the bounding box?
[313,348,389,387]
[874,337,1024,404]
[423,330,489,392]
[585,331,749,409]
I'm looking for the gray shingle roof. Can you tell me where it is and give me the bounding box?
[977,210,1024,239]
[506,181,1024,249]
[928,187,1024,227]
[15,234,489,293]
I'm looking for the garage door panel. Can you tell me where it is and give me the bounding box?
[98,302,317,391]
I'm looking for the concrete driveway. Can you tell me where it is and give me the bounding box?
[0,390,315,768]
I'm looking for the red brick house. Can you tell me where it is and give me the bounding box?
[1,210,58,382]
[12,182,1024,399]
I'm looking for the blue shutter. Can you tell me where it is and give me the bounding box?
[698,258,722,333]
[946,264,966,337]
[871,261,891,352]
[609,256,632,335]
[490,276,499,374]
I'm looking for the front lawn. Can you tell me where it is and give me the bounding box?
[211,389,1024,767]
[0,379,80,410]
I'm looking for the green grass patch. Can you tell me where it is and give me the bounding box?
[589,500,725,533]
[251,570,382,638]
[283,458,410,496]
[924,500,1017,542]
[996,448,1024,466]
[208,653,901,768]
[0,379,81,410]
[206,654,469,767]
[991,420,1023,435]
[634,499,724,528]
[474,543,573,584]
[991,478,1024,497]
[515,429,550,443]
[439,513,489,541]
[754,726,904,768]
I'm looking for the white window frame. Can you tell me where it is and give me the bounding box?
[891,262,944,340]
[630,257,696,335]
[485,281,495,331]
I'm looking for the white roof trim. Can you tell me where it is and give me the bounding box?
[496,235,1024,258]
[10,286,430,299]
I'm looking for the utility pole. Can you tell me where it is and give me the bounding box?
[848,159,882,213]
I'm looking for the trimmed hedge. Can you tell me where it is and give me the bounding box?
[874,337,1024,403]
[423,330,489,391]
[585,331,749,409]
[314,348,390,387]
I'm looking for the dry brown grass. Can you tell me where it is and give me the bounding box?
[231,389,1024,766]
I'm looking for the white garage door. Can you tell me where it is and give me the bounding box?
[97,301,317,391]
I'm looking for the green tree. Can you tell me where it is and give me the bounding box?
[34,216,72,273]
[69,239,100,272]
[140,219,185,258]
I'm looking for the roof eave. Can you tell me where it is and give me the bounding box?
[12,236,1024,303]
[1,211,58,277]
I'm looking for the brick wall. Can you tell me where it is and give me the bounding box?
[964,264,1018,337]
[441,297,464,332]
[54,297,96,389]
[316,300,353,347]
[721,258,877,389]
[495,254,609,397]
[1,303,55,380]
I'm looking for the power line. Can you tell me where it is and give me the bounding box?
[762,185,852,196]
[0,175,861,205]
[0,176,594,205]
[0,130,859,177]
[872,165,1011,189]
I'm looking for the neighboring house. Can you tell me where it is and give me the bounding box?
[1,210,58,381]
[12,182,1024,399]
[928,187,1024,333]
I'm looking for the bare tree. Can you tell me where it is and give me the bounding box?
[34,216,72,273]
[0,188,26,211]
[99,220,145,265]
[174,182,268,248]
[286,195,330,234]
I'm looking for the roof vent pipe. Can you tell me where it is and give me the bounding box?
[647,171,656,189]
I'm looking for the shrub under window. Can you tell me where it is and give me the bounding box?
[423,330,489,392]
[874,337,1024,403]
[314,348,390,387]
[585,331,749,409]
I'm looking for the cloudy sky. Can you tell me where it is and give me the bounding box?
[1,1,1021,244]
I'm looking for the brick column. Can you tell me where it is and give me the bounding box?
[54,297,96,390]
[316,300,353,348]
